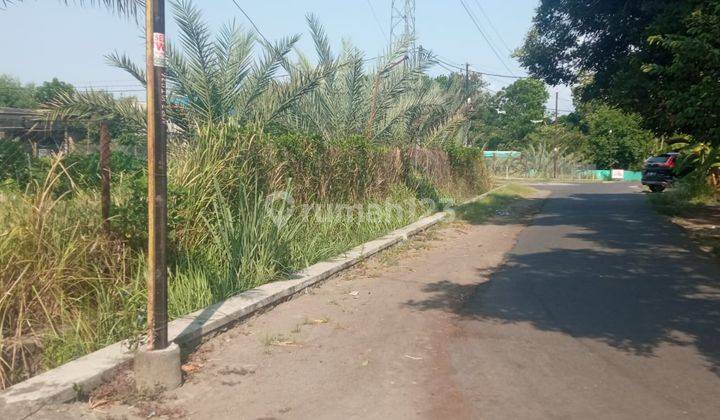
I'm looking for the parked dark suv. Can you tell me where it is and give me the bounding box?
[642,153,679,192]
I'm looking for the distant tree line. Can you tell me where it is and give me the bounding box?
[516,0,720,176]
[0,75,74,109]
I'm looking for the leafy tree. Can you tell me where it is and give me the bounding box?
[524,123,587,155]
[474,78,548,149]
[643,2,720,145]
[83,117,142,147]
[0,138,32,185]
[517,0,719,148]
[577,103,654,170]
[433,71,486,94]
[34,78,75,104]
[0,75,37,108]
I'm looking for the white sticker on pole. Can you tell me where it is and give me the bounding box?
[153,33,166,67]
[611,169,624,180]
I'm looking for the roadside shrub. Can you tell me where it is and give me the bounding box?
[444,144,492,195]
[0,139,32,187]
[59,151,145,191]
[0,122,492,389]
[648,177,719,216]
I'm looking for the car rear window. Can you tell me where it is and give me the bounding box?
[647,156,671,164]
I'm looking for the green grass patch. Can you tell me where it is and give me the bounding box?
[648,179,719,217]
[456,184,537,224]
[647,179,720,260]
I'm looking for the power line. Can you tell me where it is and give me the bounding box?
[232,0,272,46]
[434,60,574,107]
[365,0,389,44]
[457,0,516,76]
[471,0,513,55]
[436,62,459,74]
[548,107,574,113]
[230,0,377,76]
[435,58,464,71]
[67,79,142,85]
[469,67,524,79]
[434,58,525,80]
[434,54,465,69]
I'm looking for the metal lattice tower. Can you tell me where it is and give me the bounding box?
[390,0,416,52]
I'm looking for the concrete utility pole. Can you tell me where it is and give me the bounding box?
[146,0,169,352]
[135,0,181,393]
[555,91,559,124]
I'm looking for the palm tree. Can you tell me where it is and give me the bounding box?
[281,23,478,146]
[42,0,479,146]
[48,0,334,135]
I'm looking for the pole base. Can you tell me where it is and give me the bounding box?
[134,343,182,392]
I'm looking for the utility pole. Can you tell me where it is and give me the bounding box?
[465,63,470,95]
[554,91,559,124]
[99,120,111,234]
[146,0,169,352]
[135,0,181,393]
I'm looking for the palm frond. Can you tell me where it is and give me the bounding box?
[106,51,147,86]
[1,0,143,17]
[259,62,339,126]
[214,21,254,112]
[306,13,333,67]
[171,0,218,122]
[44,90,146,132]
[237,34,300,114]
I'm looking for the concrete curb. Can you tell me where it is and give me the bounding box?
[0,186,505,414]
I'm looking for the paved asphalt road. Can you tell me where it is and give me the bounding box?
[449,183,720,419]
[26,182,720,420]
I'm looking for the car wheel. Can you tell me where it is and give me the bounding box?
[649,185,665,193]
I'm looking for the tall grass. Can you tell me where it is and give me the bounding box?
[0,124,491,388]
[0,159,142,387]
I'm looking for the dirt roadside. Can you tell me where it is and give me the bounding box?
[668,206,720,258]
[32,188,549,420]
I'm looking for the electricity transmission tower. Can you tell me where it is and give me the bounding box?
[390,0,416,56]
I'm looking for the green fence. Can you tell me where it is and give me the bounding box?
[582,170,643,181]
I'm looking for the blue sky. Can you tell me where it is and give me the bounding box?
[0,0,574,111]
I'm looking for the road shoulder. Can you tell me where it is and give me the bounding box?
[34,188,549,420]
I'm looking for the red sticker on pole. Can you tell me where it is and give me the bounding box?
[153,33,166,67]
